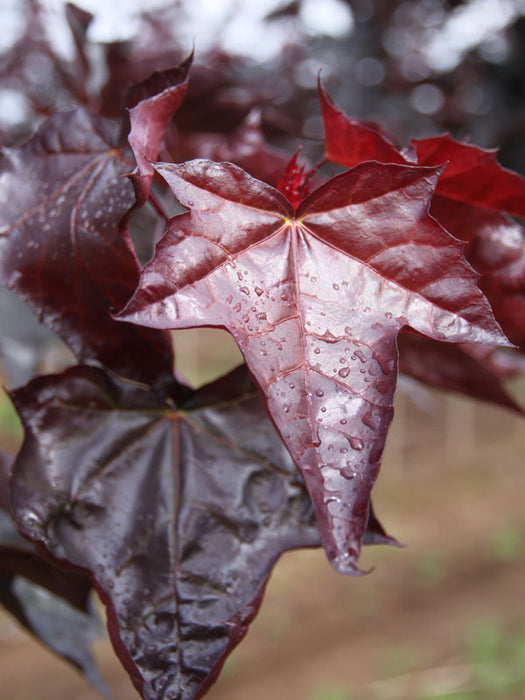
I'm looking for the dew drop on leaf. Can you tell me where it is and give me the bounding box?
[338,367,350,378]
[349,437,364,451]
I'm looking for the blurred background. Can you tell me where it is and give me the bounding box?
[1,0,525,698]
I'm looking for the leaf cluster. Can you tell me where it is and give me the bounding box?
[0,4,524,698]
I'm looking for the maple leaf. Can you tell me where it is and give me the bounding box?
[320,83,525,349]
[127,53,193,205]
[0,106,174,389]
[9,365,322,699]
[118,157,508,574]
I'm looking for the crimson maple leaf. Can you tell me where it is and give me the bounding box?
[119,157,508,574]
[320,84,525,349]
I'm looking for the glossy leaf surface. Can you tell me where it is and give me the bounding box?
[320,85,525,351]
[319,83,406,168]
[0,108,174,388]
[119,158,507,573]
[413,135,525,217]
[0,450,106,693]
[127,54,192,205]
[10,365,321,699]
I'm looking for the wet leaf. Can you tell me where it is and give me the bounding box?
[0,449,106,693]
[0,108,174,388]
[320,84,525,352]
[119,157,507,573]
[10,365,321,699]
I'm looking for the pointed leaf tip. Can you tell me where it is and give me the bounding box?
[127,52,193,205]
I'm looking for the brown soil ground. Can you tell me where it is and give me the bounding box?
[1,334,524,700]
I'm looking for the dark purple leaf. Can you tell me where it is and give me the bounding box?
[0,108,174,389]
[118,158,507,574]
[1,448,91,612]
[398,333,523,413]
[127,54,193,205]
[0,448,106,693]
[0,575,109,697]
[0,449,11,511]
[10,365,321,699]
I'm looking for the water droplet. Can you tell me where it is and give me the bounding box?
[320,407,327,413]
[281,293,289,301]
[385,312,393,319]
[314,347,321,354]
[315,389,324,397]
[233,302,242,312]
[360,368,366,374]
[23,514,39,528]
[341,466,356,479]
[255,286,264,296]
[338,367,350,378]
[226,294,233,304]
[256,312,267,321]
[340,447,348,454]
[311,276,317,282]
[188,200,194,206]
[349,437,364,451]
[340,418,347,425]
[364,306,371,313]
[284,405,290,413]
[339,357,346,364]
[240,286,250,295]
[289,383,295,389]
[354,350,366,363]
[333,283,340,290]
[242,314,250,322]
